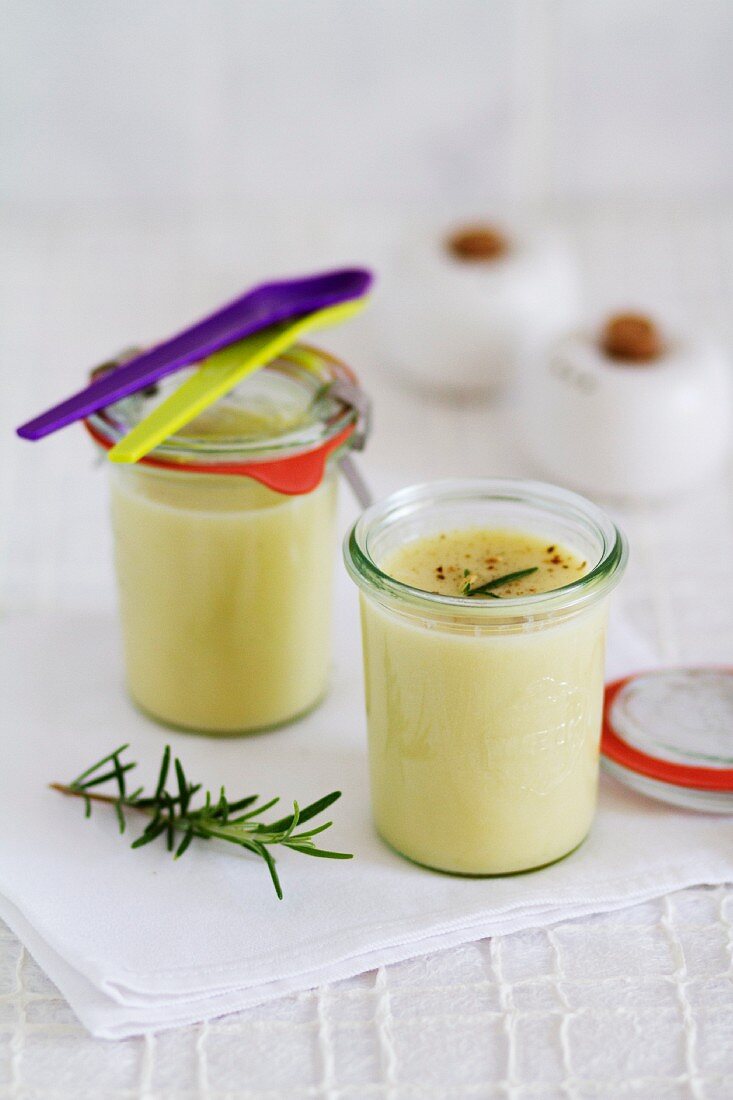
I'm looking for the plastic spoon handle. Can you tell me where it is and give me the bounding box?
[16,268,372,440]
[108,298,367,464]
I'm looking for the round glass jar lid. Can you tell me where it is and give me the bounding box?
[87,345,357,463]
[601,668,733,813]
[84,344,364,494]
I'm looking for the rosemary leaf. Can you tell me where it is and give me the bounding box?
[71,745,130,785]
[280,802,300,843]
[175,827,194,860]
[165,792,176,852]
[251,841,282,900]
[175,757,189,815]
[233,796,280,823]
[267,790,342,832]
[72,762,137,791]
[288,821,333,841]
[465,566,539,597]
[131,820,167,848]
[225,794,259,814]
[112,752,127,799]
[283,845,354,860]
[154,746,171,799]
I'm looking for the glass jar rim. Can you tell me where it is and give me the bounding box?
[344,477,628,622]
[86,343,359,468]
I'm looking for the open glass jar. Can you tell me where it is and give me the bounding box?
[87,345,363,735]
[344,478,627,875]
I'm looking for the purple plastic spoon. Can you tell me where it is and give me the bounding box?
[17,267,373,440]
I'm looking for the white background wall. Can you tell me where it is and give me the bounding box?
[3,1,732,362]
[3,0,732,218]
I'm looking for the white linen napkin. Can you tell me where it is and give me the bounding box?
[1,591,731,1040]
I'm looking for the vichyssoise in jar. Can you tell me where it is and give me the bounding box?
[345,479,627,875]
[87,345,365,735]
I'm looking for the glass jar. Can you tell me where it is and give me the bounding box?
[344,478,627,875]
[87,345,362,735]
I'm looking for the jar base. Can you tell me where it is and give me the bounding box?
[126,686,329,738]
[377,829,591,878]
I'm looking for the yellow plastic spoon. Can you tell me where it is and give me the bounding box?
[108,296,367,464]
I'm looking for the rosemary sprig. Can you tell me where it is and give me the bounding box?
[50,745,352,900]
[461,566,539,597]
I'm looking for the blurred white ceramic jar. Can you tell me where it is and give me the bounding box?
[523,313,732,499]
[379,222,580,397]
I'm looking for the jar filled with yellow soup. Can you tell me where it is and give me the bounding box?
[344,478,627,875]
[86,346,365,735]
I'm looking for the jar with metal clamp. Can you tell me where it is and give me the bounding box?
[86,345,370,735]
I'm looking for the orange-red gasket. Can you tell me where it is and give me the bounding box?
[84,419,355,496]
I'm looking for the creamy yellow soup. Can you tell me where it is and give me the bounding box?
[360,528,606,874]
[108,373,341,735]
[111,465,337,733]
[384,527,588,597]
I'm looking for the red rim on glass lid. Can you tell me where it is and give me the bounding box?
[84,344,369,496]
[602,668,733,813]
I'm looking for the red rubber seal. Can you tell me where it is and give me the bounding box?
[84,419,355,496]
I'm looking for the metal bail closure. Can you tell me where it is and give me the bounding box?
[601,668,733,813]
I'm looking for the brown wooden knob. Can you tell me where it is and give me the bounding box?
[601,313,664,363]
[446,224,509,262]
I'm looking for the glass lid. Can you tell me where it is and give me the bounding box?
[86,344,357,464]
[601,668,733,813]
